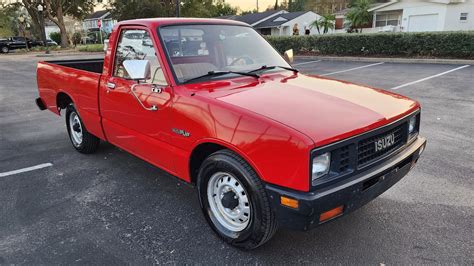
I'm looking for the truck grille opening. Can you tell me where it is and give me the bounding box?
[311,114,416,189]
[338,146,350,172]
[357,123,407,167]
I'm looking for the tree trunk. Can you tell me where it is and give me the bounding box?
[44,0,69,48]
[55,6,68,48]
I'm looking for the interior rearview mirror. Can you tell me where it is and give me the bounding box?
[283,49,294,64]
[123,60,151,81]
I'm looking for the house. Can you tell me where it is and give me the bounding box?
[370,0,473,32]
[222,10,322,36]
[83,9,117,34]
[336,0,474,33]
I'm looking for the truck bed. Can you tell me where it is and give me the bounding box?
[37,58,105,140]
[45,58,104,74]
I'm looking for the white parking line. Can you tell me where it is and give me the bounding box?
[319,62,385,76]
[293,60,322,66]
[0,163,53,177]
[391,65,471,90]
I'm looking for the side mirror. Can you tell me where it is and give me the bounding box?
[283,49,294,64]
[123,60,151,81]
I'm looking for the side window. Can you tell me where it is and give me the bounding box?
[113,29,167,85]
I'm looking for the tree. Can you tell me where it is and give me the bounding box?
[212,1,237,17]
[288,0,305,12]
[0,3,21,37]
[319,14,336,34]
[310,14,335,34]
[240,9,258,15]
[346,0,372,33]
[181,0,237,18]
[110,0,174,21]
[22,0,93,48]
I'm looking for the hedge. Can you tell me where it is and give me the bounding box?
[77,44,104,52]
[266,31,474,59]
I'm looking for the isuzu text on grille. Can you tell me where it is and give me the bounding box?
[375,133,396,152]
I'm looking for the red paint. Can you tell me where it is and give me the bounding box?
[36,18,420,192]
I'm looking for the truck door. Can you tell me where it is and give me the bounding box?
[99,27,176,174]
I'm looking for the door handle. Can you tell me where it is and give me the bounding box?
[106,82,116,89]
[130,84,158,111]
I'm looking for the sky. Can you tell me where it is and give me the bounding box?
[225,0,276,12]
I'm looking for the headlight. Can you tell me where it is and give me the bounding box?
[312,152,331,181]
[408,115,417,138]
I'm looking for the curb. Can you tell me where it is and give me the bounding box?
[295,55,474,65]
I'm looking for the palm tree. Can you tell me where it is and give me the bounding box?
[346,0,373,33]
[319,14,336,34]
[310,14,336,34]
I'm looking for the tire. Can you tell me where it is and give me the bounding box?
[65,104,100,154]
[1,46,9,54]
[197,149,278,249]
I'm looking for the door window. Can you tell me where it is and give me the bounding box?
[113,29,167,85]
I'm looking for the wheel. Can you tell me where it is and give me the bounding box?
[197,149,278,249]
[1,46,9,54]
[65,104,100,154]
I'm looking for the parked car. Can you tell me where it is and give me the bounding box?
[35,18,426,249]
[45,39,58,46]
[0,36,44,53]
[0,37,26,53]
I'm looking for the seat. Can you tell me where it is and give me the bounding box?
[173,63,217,81]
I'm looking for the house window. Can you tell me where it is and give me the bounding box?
[260,28,272,35]
[375,12,401,27]
[460,13,468,21]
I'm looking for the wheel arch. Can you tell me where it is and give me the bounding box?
[56,91,74,114]
[189,139,262,185]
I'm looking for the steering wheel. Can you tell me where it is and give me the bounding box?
[229,56,254,66]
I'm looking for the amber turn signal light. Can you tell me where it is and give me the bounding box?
[319,205,344,223]
[280,196,299,209]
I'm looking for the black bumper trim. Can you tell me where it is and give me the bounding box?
[35,97,47,111]
[265,136,426,231]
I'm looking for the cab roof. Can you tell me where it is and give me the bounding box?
[115,17,250,28]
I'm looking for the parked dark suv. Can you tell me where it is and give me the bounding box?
[0,36,43,53]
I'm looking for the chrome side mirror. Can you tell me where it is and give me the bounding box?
[283,49,294,64]
[123,60,151,81]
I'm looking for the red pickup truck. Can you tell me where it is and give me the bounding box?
[36,18,426,249]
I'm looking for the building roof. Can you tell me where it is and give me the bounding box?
[368,1,398,12]
[236,10,282,24]
[224,10,285,25]
[254,11,310,28]
[85,10,112,20]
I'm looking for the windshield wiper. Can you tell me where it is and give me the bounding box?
[247,65,299,74]
[183,70,260,84]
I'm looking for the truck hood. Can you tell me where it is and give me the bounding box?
[193,74,419,146]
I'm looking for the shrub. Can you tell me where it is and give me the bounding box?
[72,32,82,46]
[77,44,104,52]
[266,31,474,59]
[49,32,61,45]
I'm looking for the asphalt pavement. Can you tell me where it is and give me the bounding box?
[0,53,473,264]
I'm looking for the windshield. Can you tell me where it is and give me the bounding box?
[158,24,290,83]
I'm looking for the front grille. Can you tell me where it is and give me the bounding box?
[338,145,350,172]
[357,123,406,167]
[311,112,418,189]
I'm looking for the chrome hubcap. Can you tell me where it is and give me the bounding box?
[207,172,251,232]
[69,112,82,146]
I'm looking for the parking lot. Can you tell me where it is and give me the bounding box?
[0,54,473,264]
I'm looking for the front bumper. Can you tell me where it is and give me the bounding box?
[265,136,426,231]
